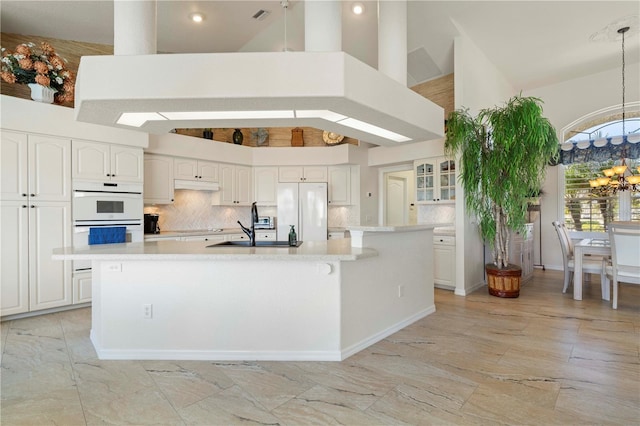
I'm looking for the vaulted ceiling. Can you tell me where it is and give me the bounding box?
[1,1,638,91]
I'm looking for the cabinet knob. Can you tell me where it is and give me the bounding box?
[22,205,27,208]
[22,193,27,197]
[30,193,35,197]
[30,205,35,208]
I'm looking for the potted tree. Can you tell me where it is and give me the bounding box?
[445,95,558,297]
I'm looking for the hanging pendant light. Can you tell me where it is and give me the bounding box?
[589,26,640,194]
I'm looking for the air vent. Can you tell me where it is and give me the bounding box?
[252,9,271,20]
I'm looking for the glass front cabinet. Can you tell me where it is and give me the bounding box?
[415,157,456,204]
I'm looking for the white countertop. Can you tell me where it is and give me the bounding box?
[347,223,440,233]
[53,238,377,262]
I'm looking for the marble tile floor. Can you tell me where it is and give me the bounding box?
[1,269,638,425]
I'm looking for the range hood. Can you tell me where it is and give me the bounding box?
[74,52,444,147]
[174,179,220,191]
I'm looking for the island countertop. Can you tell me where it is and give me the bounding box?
[52,238,377,262]
[347,223,442,233]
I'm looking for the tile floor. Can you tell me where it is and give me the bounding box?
[1,269,638,425]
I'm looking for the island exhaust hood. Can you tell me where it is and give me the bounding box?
[74,51,444,147]
[174,179,220,191]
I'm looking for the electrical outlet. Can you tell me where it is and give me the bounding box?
[398,285,404,298]
[143,304,153,319]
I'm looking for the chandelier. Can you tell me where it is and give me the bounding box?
[589,26,640,195]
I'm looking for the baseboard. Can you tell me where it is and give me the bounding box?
[455,281,485,296]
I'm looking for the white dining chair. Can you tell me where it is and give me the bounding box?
[605,221,640,309]
[552,221,605,294]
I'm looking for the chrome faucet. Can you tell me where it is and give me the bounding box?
[238,202,259,246]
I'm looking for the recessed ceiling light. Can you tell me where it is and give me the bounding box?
[189,13,205,23]
[352,3,364,15]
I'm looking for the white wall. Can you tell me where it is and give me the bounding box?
[524,62,640,270]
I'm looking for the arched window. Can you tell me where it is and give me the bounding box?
[560,107,640,232]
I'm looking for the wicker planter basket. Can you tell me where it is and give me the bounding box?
[486,263,522,298]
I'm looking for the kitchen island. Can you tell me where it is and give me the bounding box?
[53,225,436,361]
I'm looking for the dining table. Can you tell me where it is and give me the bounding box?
[573,238,611,301]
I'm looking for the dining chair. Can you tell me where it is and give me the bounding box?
[552,221,605,294]
[605,221,640,309]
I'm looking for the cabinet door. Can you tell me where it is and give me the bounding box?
[254,167,278,206]
[256,231,276,241]
[235,166,253,206]
[0,130,28,200]
[415,160,436,203]
[29,135,71,201]
[198,161,219,182]
[303,167,328,182]
[111,145,143,183]
[182,234,225,242]
[73,272,92,304]
[218,164,236,205]
[72,140,110,181]
[279,167,303,182]
[0,201,30,316]
[144,155,174,204]
[438,158,456,202]
[433,242,455,288]
[174,158,198,180]
[29,201,72,311]
[328,166,350,205]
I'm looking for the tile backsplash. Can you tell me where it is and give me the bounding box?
[144,189,355,231]
[418,204,455,225]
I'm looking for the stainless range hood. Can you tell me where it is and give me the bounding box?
[74,52,444,147]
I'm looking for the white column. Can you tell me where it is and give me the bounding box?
[305,1,342,52]
[618,190,631,221]
[113,0,157,55]
[378,0,407,85]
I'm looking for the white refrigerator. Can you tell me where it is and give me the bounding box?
[277,182,328,242]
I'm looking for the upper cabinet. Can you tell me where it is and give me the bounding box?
[254,167,278,206]
[327,166,351,205]
[216,164,252,206]
[279,166,327,183]
[174,158,219,182]
[72,140,143,183]
[143,154,174,205]
[1,131,71,202]
[414,157,455,204]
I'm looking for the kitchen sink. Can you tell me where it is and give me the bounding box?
[207,241,303,248]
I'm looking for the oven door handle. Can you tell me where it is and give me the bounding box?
[73,191,142,198]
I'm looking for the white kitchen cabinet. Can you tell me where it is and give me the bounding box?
[433,234,456,290]
[415,157,455,204]
[256,230,276,241]
[328,166,351,205]
[254,167,279,206]
[182,234,225,243]
[72,140,143,183]
[1,131,71,202]
[144,154,174,204]
[510,224,534,282]
[73,271,92,304]
[279,166,327,183]
[174,158,219,182]
[328,231,346,239]
[1,200,72,316]
[226,233,249,241]
[216,164,252,206]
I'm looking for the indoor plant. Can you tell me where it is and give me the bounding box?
[445,95,558,297]
[1,41,75,104]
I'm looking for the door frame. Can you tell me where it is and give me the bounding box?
[378,163,413,226]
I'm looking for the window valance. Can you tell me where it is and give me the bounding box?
[556,134,640,165]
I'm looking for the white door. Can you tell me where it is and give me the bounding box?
[29,135,71,201]
[254,167,278,206]
[386,174,408,225]
[29,201,72,311]
[144,155,174,204]
[198,161,219,182]
[111,145,143,183]
[72,140,110,181]
[0,201,30,316]
[235,166,252,206]
[219,164,236,205]
[0,130,28,200]
[277,183,298,241]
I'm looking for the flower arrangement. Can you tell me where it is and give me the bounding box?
[1,42,75,103]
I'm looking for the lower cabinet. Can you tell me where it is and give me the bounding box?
[182,234,225,243]
[328,231,347,239]
[433,234,456,290]
[1,200,72,316]
[73,271,92,304]
[256,231,276,241]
